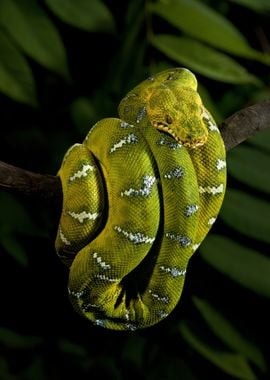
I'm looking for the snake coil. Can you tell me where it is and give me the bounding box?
[55,68,226,330]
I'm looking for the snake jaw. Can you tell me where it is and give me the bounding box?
[153,122,178,142]
[153,121,208,149]
[182,135,208,149]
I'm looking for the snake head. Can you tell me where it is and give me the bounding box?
[118,68,209,148]
[147,86,208,148]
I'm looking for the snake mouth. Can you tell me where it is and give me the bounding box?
[182,137,207,148]
[153,122,178,141]
[153,122,207,148]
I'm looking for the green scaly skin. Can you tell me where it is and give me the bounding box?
[55,68,226,330]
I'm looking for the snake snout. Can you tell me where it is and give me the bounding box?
[180,119,209,148]
[182,134,207,148]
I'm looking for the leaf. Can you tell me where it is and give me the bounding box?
[0,0,69,79]
[193,297,266,371]
[0,31,37,106]
[45,0,115,33]
[251,87,270,103]
[58,339,87,357]
[151,0,268,63]
[228,0,270,12]
[0,193,43,264]
[0,327,41,349]
[220,189,270,243]
[93,356,121,380]
[200,235,270,297]
[1,234,28,267]
[0,359,15,380]
[70,97,98,135]
[121,336,146,369]
[21,357,46,380]
[179,322,257,380]
[0,193,37,235]
[151,35,260,84]
[147,354,197,380]
[227,145,270,194]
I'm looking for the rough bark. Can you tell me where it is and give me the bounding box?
[0,161,62,202]
[219,99,270,150]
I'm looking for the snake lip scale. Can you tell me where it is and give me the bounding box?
[155,122,207,148]
[56,67,226,330]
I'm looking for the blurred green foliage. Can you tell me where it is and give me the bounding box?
[0,0,270,379]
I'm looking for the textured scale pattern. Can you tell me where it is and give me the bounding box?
[55,68,226,330]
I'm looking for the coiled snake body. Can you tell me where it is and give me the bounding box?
[56,68,226,330]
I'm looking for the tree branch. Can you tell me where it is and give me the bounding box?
[219,99,270,150]
[0,100,270,200]
[0,161,62,202]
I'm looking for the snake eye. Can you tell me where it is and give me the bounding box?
[165,115,173,125]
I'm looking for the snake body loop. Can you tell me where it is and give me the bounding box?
[56,68,226,330]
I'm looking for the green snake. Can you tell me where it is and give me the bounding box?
[55,68,226,330]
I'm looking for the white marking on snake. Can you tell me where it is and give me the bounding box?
[110,133,139,153]
[216,159,226,171]
[59,227,71,245]
[82,303,99,312]
[120,121,134,128]
[121,175,156,197]
[208,217,216,225]
[192,243,200,252]
[160,265,186,277]
[68,287,84,299]
[63,143,81,162]
[202,110,220,132]
[157,310,169,319]
[157,136,182,149]
[136,106,147,123]
[167,72,177,81]
[199,184,224,195]
[95,274,119,282]
[208,122,220,132]
[69,164,95,182]
[164,166,184,179]
[185,204,199,217]
[122,93,137,102]
[94,319,106,327]
[114,226,155,244]
[202,110,210,120]
[148,289,169,304]
[125,323,137,331]
[165,232,191,248]
[85,123,98,141]
[67,210,100,223]
[93,252,111,270]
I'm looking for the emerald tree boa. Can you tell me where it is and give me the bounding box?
[55,68,226,330]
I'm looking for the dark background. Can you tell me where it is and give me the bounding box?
[0,0,270,379]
